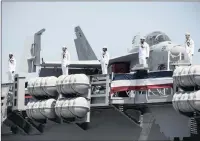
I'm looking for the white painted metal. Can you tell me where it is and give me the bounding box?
[173,90,200,113]
[27,76,58,97]
[56,75,67,94]
[40,99,57,119]
[173,65,200,87]
[12,74,26,111]
[26,99,56,120]
[56,74,90,95]
[173,66,183,87]
[26,101,35,119]
[54,99,66,118]
[55,97,89,119]
[192,66,200,86]
[42,77,58,97]
[180,67,192,87]
[31,101,46,120]
[27,77,41,96]
[192,90,200,111]
[172,92,182,112]
[180,92,193,112]
[188,91,195,111]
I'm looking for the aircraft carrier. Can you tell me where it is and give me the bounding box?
[1,26,200,141]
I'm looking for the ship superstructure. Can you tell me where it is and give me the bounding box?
[1,27,200,141]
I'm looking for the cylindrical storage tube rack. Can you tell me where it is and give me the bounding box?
[172,90,200,113]
[173,65,200,88]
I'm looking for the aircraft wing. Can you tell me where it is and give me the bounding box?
[41,52,138,68]
[109,52,138,65]
[41,60,101,68]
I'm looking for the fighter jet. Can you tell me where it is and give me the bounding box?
[27,26,188,75]
[124,31,188,71]
[27,27,101,76]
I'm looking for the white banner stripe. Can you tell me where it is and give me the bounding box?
[111,77,173,87]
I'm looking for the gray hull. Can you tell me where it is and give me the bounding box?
[2,108,170,141]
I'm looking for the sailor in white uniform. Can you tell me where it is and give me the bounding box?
[139,37,150,66]
[61,46,70,75]
[8,52,16,83]
[100,47,110,74]
[185,32,195,64]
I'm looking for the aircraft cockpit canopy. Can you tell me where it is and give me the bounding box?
[145,31,171,46]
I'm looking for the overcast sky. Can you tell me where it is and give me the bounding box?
[1,2,200,83]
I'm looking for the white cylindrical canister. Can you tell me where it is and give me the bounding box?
[55,97,89,119]
[39,98,57,119]
[56,74,90,96]
[30,101,46,120]
[27,76,58,97]
[193,90,200,111]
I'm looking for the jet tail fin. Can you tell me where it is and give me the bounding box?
[74,26,98,60]
[27,28,45,73]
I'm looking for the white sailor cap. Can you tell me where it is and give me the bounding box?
[103,46,107,49]
[140,36,145,40]
[9,52,13,55]
[185,32,190,36]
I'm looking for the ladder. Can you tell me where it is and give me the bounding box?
[90,74,110,107]
[1,75,45,135]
